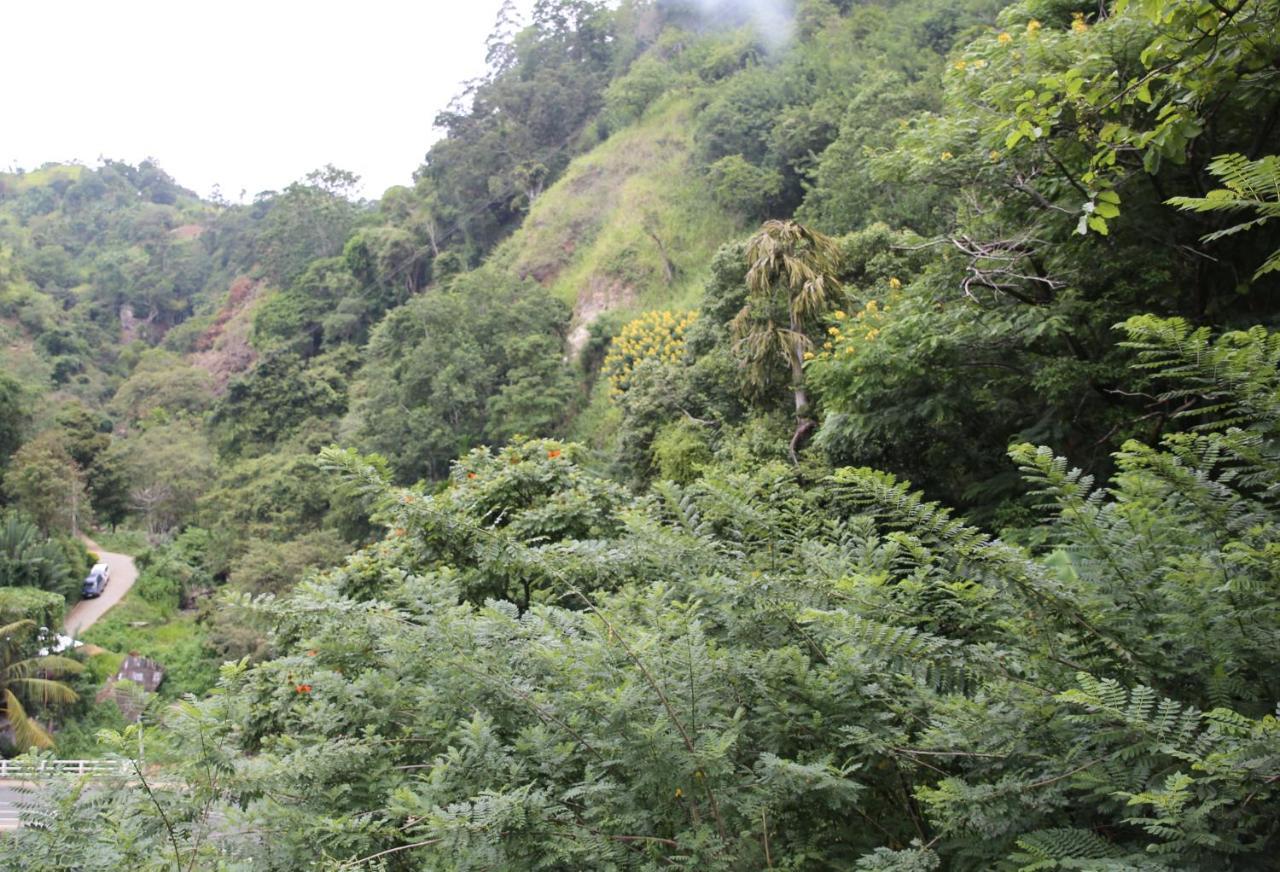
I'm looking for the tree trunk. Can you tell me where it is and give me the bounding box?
[644,226,677,285]
[789,347,816,464]
[426,219,440,257]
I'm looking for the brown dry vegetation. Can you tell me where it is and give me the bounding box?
[189,277,262,393]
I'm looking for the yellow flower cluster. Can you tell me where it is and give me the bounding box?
[810,298,892,364]
[997,31,1012,44]
[1071,12,1088,33]
[604,309,698,397]
[1027,19,1042,34]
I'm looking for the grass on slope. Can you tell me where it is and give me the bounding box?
[79,575,220,698]
[0,164,86,193]
[494,94,743,339]
[87,527,150,555]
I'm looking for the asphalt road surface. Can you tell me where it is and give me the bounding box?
[0,784,23,831]
[63,536,138,636]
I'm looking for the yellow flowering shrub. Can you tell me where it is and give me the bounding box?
[603,309,698,397]
[809,295,898,365]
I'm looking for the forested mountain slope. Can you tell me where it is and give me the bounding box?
[3,0,1280,868]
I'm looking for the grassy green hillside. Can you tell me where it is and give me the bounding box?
[493,95,743,351]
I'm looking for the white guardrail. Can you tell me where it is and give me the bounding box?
[0,759,130,779]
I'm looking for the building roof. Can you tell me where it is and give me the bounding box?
[95,654,166,722]
[115,654,165,693]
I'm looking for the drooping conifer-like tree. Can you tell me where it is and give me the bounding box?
[731,219,843,460]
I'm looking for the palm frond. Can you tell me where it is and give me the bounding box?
[0,619,38,640]
[9,677,80,706]
[5,655,86,680]
[3,688,54,750]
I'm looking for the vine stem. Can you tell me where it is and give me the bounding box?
[340,838,443,868]
[131,754,183,872]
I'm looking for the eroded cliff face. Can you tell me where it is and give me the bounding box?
[188,277,263,394]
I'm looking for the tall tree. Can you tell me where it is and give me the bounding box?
[731,219,843,460]
[87,446,132,533]
[2,433,87,535]
[123,421,215,538]
[0,375,27,471]
[257,166,361,289]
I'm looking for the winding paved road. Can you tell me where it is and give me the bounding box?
[0,538,140,831]
[63,536,138,636]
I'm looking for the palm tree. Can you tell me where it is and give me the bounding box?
[1,619,83,751]
[0,512,71,593]
[730,220,844,461]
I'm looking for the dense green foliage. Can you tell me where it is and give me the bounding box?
[422,0,622,257]
[346,269,575,482]
[0,618,83,751]
[0,587,64,630]
[10,320,1280,867]
[0,512,87,601]
[3,0,1280,867]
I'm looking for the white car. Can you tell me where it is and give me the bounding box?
[82,562,110,598]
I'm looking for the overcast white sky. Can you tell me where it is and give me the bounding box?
[2,0,531,201]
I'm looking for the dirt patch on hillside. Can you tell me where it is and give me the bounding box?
[189,277,261,393]
[565,164,608,195]
[568,274,637,356]
[511,164,620,288]
[169,224,206,241]
[119,305,142,345]
[517,221,590,285]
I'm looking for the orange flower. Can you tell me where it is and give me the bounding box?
[547,449,562,459]
[295,684,312,694]
[306,650,317,657]
[467,472,477,479]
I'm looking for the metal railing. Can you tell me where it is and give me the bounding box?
[0,758,129,779]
